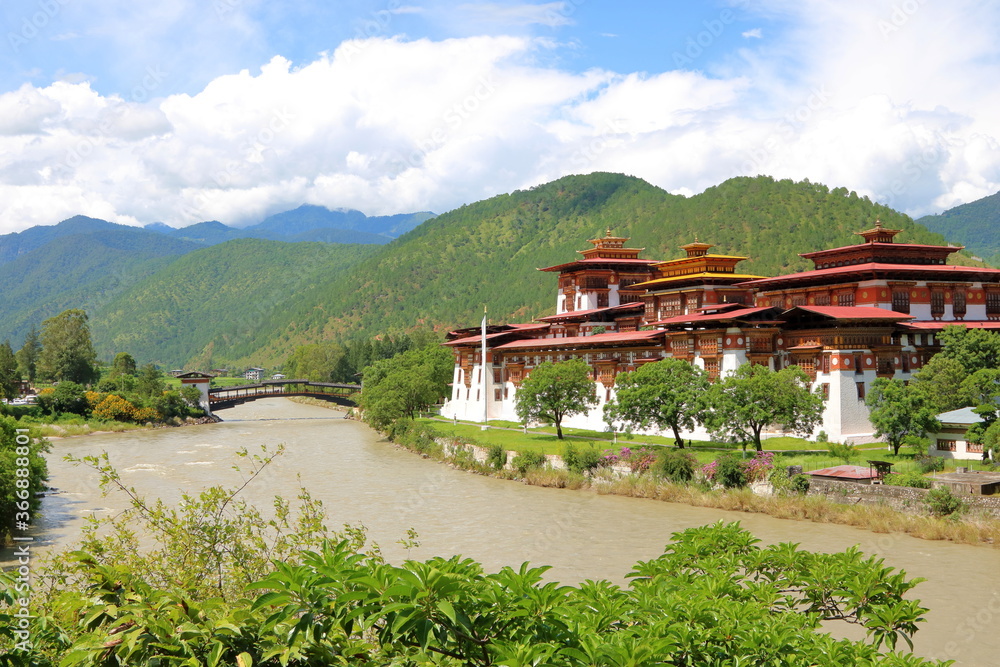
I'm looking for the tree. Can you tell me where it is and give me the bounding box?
[0,416,49,545]
[38,309,99,384]
[284,342,345,382]
[866,378,941,455]
[604,358,709,447]
[109,352,138,378]
[514,358,597,439]
[136,363,165,400]
[360,345,453,430]
[15,325,40,383]
[705,364,825,452]
[936,324,1000,373]
[36,381,88,416]
[910,354,967,413]
[0,341,19,402]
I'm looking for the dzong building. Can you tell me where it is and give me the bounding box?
[441,223,1000,443]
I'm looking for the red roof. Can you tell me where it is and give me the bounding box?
[537,302,644,322]
[806,465,880,480]
[799,241,962,258]
[783,305,914,320]
[650,306,774,326]
[740,262,1000,288]
[494,329,666,350]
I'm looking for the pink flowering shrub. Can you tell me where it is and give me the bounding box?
[603,446,657,474]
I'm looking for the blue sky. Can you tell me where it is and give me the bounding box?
[0,0,998,232]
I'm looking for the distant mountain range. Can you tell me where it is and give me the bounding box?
[916,191,1000,265]
[0,175,992,371]
[0,205,435,346]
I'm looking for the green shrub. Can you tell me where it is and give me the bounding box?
[827,441,856,463]
[655,449,697,483]
[883,472,932,489]
[486,443,507,470]
[790,474,811,495]
[917,455,945,474]
[925,486,966,517]
[714,454,747,489]
[562,442,602,474]
[511,450,547,475]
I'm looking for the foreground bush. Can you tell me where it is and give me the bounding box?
[3,519,948,666]
[562,442,602,474]
[655,449,697,482]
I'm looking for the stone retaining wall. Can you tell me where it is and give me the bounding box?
[807,478,1000,518]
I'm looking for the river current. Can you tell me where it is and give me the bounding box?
[13,398,1000,664]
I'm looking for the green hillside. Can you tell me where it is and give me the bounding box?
[90,238,379,368]
[917,189,1000,264]
[0,230,200,345]
[240,173,967,364]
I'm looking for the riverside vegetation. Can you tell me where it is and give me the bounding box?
[0,445,955,666]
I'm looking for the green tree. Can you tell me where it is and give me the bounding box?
[136,363,165,400]
[38,309,99,384]
[604,358,708,448]
[15,325,40,383]
[0,341,19,402]
[37,381,88,416]
[0,417,49,545]
[705,364,825,452]
[865,378,941,455]
[284,342,345,382]
[109,351,137,377]
[514,358,597,439]
[360,345,453,430]
[911,354,967,413]
[936,324,1000,373]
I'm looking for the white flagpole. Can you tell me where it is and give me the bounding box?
[481,305,489,430]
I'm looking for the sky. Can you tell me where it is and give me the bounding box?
[1,0,999,232]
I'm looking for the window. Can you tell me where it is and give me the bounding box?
[821,355,830,374]
[987,292,1000,318]
[902,354,910,373]
[854,353,864,375]
[821,383,830,400]
[953,290,967,319]
[968,441,983,453]
[597,292,609,308]
[936,439,956,452]
[856,382,866,400]
[891,290,910,314]
[838,292,855,307]
[814,294,831,306]
[931,291,945,318]
[791,294,807,307]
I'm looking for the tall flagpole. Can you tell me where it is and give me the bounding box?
[481,305,489,430]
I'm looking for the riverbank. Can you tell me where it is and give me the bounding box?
[383,419,1000,548]
[23,414,221,439]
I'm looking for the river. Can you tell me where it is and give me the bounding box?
[16,398,1000,665]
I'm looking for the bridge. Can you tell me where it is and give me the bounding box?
[208,379,360,410]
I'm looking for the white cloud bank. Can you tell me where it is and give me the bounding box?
[0,0,999,232]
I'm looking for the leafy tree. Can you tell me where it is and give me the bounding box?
[284,341,345,382]
[865,378,941,455]
[361,345,453,430]
[15,325,40,383]
[604,358,708,448]
[135,363,165,400]
[514,358,598,439]
[38,309,99,384]
[705,364,825,451]
[0,417,49,545]
[109,351,137,377]
[36,381,88,416]
[936,324,1000,373]
[911,354,967,413]
[0,341,19,402]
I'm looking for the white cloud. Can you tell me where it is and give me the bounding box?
[1,2,1000,233]
[742,28,762,39]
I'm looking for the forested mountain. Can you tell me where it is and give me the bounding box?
[90,239,379,368]
[3,173,978,369]
[0,215,136,265]
[0,229,201,344]
[236,173,970,367]
[917,189,1000,264]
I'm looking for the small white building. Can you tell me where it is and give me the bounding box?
[929,407,986,460]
